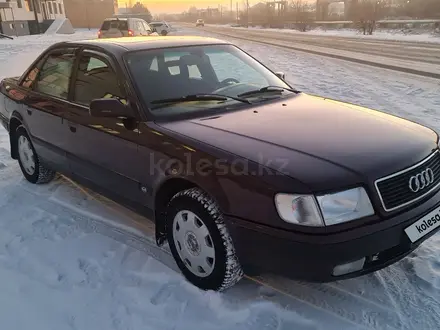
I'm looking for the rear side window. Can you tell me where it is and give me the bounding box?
[22,67,41,88]
[101,20,128,31]
[33,52,75,99]
[136,21,144,31]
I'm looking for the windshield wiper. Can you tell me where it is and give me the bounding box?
[237,86,299,98]
[150,93,251,109]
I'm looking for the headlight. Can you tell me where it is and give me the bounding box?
[275,187,374,227]
[316,187,374,226]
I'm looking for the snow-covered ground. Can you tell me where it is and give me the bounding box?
[208,24,440,43]
[1,26,440,330]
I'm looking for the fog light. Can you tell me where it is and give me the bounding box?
[332,257,365,276]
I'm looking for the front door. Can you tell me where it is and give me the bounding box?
[64,50,144,203]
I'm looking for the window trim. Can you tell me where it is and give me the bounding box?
[70,50,118,104]
[69,47,143,121]
[19,46,78,87]
[20,47,78,102]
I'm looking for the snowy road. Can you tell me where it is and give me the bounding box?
[183,24,440,78]
[195,24,440,64]
[1,26,440,329]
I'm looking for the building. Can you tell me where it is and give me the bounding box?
[0,0,65,36]
[63,0,118,29]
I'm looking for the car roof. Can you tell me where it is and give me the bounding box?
[104,17,128,21]
[104,17,143,22]
[61,36,230,52]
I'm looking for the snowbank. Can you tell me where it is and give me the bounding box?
[208,24,440,44]
[43,18,75,35]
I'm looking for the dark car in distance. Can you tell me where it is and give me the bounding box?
[1,36,440,292]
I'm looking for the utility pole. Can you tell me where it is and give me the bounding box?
[236,1,238,24]
[246,0,249,28]
[230,0,232,22]
[31,0,40,34]
[84,0,90,30]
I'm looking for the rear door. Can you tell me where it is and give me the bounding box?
[100,19,129,38]
[64,49,145,203]
[134,20,146,36]
[17,47,78,171]
[142,21,153,35]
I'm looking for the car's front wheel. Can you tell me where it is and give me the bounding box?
[16,126,56,184]
[166,188,243,291]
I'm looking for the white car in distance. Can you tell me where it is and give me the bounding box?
[149,21,172,36]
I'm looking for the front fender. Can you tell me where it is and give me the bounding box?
[152,164,231,246]
[154,172,231,213]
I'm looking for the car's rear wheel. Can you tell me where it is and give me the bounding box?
[161,30,168,36]
[16,126,56,184]
[166,188,243,291]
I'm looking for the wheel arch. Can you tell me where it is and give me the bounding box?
[9,112,26,160]
[153,176,230,246]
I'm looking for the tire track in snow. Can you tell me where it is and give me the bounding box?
[253,275,402,330]
[331,59,440,130]
[375,258,440,330]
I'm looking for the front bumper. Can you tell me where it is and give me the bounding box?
[226,189,440,282]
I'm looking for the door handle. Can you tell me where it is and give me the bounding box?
[27,109,32,116]
[68,122,77,133]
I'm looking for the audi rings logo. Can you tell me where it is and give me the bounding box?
[408,168,435,193]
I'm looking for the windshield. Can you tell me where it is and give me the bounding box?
[125,44,294,118]
[101,20,128,31]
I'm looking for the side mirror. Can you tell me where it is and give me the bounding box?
[275,72,286,80]
[89,98,134,118]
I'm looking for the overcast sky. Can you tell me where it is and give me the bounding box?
[118,0,296,14]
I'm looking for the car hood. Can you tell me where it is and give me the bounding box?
[158,93,438,191]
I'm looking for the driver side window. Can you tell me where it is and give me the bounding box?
[206,51,266,86]
[73,53,126,106]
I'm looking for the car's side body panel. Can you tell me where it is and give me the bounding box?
[22,92,69,170]
[64,103,146,204]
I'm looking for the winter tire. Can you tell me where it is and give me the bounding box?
[16,126,56,184]
[166,188,243,291]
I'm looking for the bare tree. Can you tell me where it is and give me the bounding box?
[291,0,311,32]
[354,0,389,35]
[131,1,153,21]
